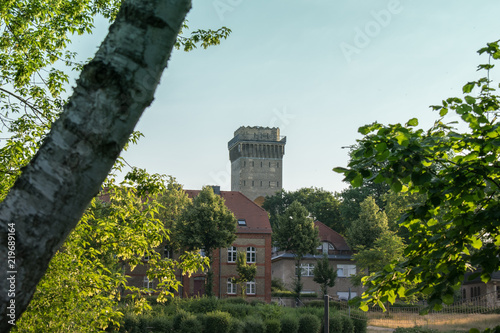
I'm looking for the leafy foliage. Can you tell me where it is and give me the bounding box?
[335,40,500,312]
[235,251,257,298]
[14,170,206,331]
[273,201,320,298]
[313,254,337,296]
[346,196,389,250]
[263,187,343,233]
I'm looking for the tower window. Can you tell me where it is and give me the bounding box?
[252,161,254,167]
[277,162,279,168]
[243,161,246,167]
[243,180,246,186]
[252,180,254,186]
[261,161,263,167]
[269,162,271,167]
[260,181,262,187]
[277,181,279,187]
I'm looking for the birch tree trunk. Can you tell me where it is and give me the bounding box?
[0,0,191,330]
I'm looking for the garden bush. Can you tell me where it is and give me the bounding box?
[222,297,249,305]
[148,316,173,333]
[178,314,202,333]
[228,317,245,333]
[187,296,220,313]
[205,311,232,333]
[350,310,367,333]
[280,314,299,333]
[340,315,354,333]
[219,303,252,319]
[264,318,281,333]
[329,312,344,333]
[298,313,321,333]
[243,316,266,333]
[172,309,191,332]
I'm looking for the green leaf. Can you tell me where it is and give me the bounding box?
[439,108,448,117]
[463,82,475,93]
[471,237,482,250]
[464,95,476,104]
[406,118,418,127]
[332,167,349,174]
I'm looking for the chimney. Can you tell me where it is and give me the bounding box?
[210,185,221,195]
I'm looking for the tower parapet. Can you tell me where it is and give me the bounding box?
[228,126,286,204]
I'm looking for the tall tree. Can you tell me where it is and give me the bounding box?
[263,187,343,234]
[273,201,320,299]
[346,196,389,250]
[235,251,257,298]
[0,0,193,330]
[176,186,237,297]
[313,254,337,297]
[0,0,232,329]
[334,40,500,312]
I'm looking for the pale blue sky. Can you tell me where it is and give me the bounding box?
[72,1,500,194]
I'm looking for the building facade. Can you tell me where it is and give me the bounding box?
[271,221,363,300]
[228,126,286,205]
[126,188,273,302]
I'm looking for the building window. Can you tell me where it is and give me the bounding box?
[243,161,246,167]
[164,246,172,259]
[252,161,254,167]
[296,263,315,277]
[238,219,246,226]
[337,264,356,277]
[277,162,279,168]
[277,181,279,187]
[261,161,263,167]
[228,278,237,295]
[247,247,256,263]
[142,252,150,261]
[462,288,466,300]
[228,246,237,263]
[252,180,254,186]
[243,180,246,186]
[143,276,154,289]
[246,280,256,295]
[337,291,357,300]
[497,286,500,300]
[317,242,335,255]
[260,181,263,187]
[269,162,271,167]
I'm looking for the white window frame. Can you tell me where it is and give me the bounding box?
[296,263,315,277]
[143,276,154,289]
[337,264,356,277]
[247,246,256,263]
[246,280,256,295]
[227,278,236,295]
[228,246,237,263]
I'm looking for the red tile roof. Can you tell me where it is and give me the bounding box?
[185,190,272,234]
[314,220,350,251]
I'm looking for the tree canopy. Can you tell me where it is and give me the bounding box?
[273,201,320,298]
[176,186,237,296]
[0,0,232,330]
[335,40,500,312]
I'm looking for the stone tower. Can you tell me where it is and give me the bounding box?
[228,126,286,204]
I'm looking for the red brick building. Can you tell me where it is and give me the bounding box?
[126,188,273,302]
[181,189,272,302]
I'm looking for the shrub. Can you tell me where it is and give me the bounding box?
[329,312,343,333]
[188,296,220,313]
[121,314,139,332]
[340,315,354,333]
[172,309,191,332]
[350,309,367,333]
[281,315,299,333]
[264,318,281,333]
[298,313,321,333]
[205,311,232,333]
[243,316,266,333]
[229,317,245,333]
[149,316,173,333]
[222,297,249,305]
[178,314,202,333]
[219,303,252,319]
[271,278,288,291]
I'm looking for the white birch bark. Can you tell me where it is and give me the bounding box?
[0,0,191,330]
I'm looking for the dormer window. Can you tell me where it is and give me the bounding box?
[238,219,247,226]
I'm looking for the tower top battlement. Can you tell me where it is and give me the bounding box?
[228,126,286,150]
